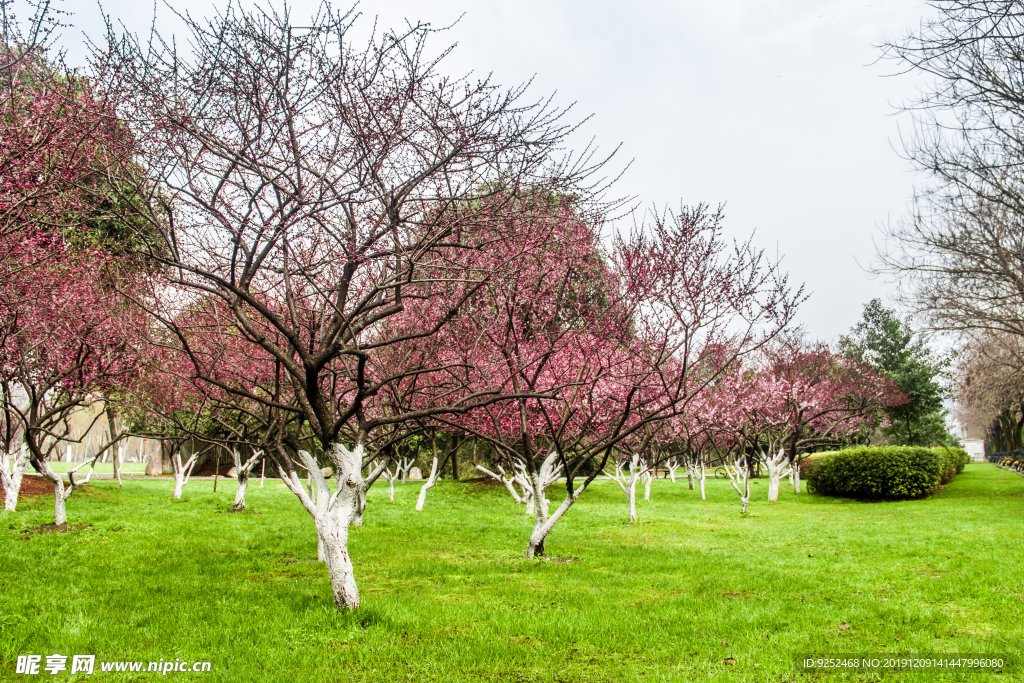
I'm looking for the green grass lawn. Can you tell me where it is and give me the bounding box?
[42,462,148,475]
[1,464,1022,682]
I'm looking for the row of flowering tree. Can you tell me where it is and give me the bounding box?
[0,0,901,614]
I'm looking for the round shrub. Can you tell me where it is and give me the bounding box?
[806,446,945,500]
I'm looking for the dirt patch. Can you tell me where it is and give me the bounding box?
[15,523,93,534]
[215,509,263,514]
[0,474,53,499]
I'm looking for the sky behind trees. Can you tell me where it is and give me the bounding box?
[55,0,934,340]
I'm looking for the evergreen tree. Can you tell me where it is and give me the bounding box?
[839,300,955,446]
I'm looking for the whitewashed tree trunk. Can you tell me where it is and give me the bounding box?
[794,463,802,494]
[726,456,752,513]
[231,449,263,512]
[696,459,707,500]
[415,456,440,511]
[666,458,680,483]
[353,486,367,526]
[106,407,123,487]
[399,456,414,483]
[0,443,29,512]
[380,458,404,502]
[277,444,378,610]
[171,450,199,500]
[525,480,587,558]
[763,449,792,503]
[606,453,647,522]
[113,442,126,487]
[52,483,67,524]
[234,476,248,511]
[644,470,653,501]
[627,474,639,522]
[33,454,100,525]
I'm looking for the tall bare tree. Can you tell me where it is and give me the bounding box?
[880,2,1024,341]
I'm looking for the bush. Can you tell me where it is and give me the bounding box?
[806,446,947,500]
[932,446,968,483]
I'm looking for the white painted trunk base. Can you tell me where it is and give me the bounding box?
[278,444,373,610]
[607,453,647,523]
[763,449,792,503]
[1,444,29,512]
[233,475,249,511]
[415,456,440,511]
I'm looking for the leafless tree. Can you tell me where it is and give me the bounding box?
[879,2,1024,339]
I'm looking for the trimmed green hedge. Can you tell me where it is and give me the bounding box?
[805,446,966,500]
[933,446,969,484]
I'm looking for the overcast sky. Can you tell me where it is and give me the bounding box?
[55,0,935,341]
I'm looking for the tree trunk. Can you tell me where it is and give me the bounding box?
[106,406,122,487]
[2,478,20,511]
[727,456,752,513]
[314,500,360,610]
[352,486,367,526]
[171,449,198,500]
[320,443,364,609]
[52,481,67,525]
[794,465,802,494]
[213,451,220,493]
[145,441,162,476]
[763,449,790,503]
[233,472,249,511]
[415,456,440,511]
[626,475,638,522]
[114,443,125,487]
[644,470,653,501]
[0,444,28,512]
[30,458,71,524]
[388,478,394,501]
[687,470,694,489]
[698,467,706,501]
[767,471,780,501]
[231,448,263,512]
[278,443,367,610]
[524,481,588,558]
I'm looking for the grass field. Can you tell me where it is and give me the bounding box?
[1,464,1022,682]
[42,462,147,475]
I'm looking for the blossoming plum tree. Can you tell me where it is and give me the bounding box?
[96,3,616,610]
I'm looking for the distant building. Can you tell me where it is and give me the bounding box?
[960,438,986,462]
